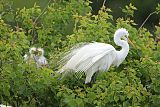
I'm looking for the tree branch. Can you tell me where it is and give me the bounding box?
[31,0,52,45]
[33,0,52,24]
[138,11,156,31]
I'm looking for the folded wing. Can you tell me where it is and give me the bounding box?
[58,42,116,74]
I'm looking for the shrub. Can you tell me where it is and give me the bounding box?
[0,1,160,107]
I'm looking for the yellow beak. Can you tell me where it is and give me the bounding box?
[128,38,136,48]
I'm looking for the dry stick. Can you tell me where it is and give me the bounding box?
[138,11,156,31]
[31,0,52,45]
[34,0,52,24]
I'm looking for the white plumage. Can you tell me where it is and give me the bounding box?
[24,47,48,68]
[23,54,28,61]
[58,28,133,84]
[0,104,12,107]
[34,48,48,68]
[23,47,37,62]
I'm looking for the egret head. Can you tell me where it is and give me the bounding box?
[114,28,135,48]
[29,47,37,55]
[37,48,44,56]
[115,28,129,41]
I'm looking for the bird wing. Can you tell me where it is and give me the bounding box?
[75,49,116,73]
[38,56,48,65]
[60,42,116,73]
[57,42,89,66]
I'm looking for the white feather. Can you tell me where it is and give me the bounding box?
[24,54,28,61]
[58,28,130,84]
[35,48,48,68]
[35,56,48,68]
[0,104,12,107]
[24,47,48,68]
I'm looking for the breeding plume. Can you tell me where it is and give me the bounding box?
[24,47,48,68]
[58,28,134,84]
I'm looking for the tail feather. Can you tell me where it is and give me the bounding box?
[57,68,65,73]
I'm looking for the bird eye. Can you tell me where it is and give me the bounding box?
[121,36,127,40]
[121,35,128,41]
[125,35,128,38]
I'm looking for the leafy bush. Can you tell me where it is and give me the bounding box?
[0,1,160,107]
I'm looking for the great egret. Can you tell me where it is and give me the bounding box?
[24,47,48,68]
[58,28,134,84]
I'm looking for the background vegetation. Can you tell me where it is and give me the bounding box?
[0,0,160,107]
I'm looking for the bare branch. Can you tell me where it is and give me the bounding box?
[34,0,52,24]
[138,11,156,31]
[31,0,52,45]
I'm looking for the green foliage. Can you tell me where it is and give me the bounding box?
[122,3,137,17]
[0,0,160,107]
[156,3,160,14]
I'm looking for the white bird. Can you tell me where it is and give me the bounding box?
[58,28,134,84]
[29,47,37,58]
[24,47,37,62]
[34,48,48,68]
[23,54,28,61]
[24,47,48,68]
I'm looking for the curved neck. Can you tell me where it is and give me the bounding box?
[114,35,129,67]
[118,41,129,58]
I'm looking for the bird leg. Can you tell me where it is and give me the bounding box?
[86,71,99,87]
[86,82,92,87]
[91,71,99,84]
[85,71,95,85]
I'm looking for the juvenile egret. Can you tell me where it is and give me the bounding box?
[58,28,134,84]
[23,54,28,61]
[24,47,48,68]
[34,48,48,68]
[24,47,37,62]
